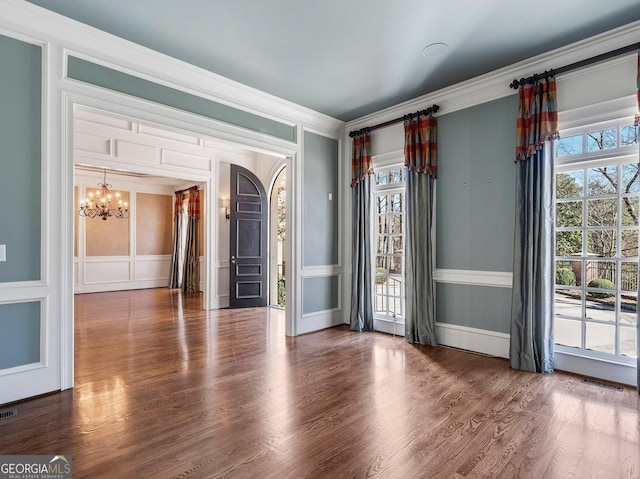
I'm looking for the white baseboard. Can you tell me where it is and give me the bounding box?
[554,350,637,387]
[434,323,637,387]
[374,318,404,336]
[435,322,510,358]
[74,279,168,293]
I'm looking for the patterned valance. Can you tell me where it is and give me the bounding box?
[515,74,559,161]
[187,189,200,219]
[404,114,437,177]
[351,131,372,187]
[173,192,184,218]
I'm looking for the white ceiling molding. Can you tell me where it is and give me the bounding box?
[0,0,344,137]
[346,20,640,132]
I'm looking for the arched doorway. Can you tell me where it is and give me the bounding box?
[269,167,286,307]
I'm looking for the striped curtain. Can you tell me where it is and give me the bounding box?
[510,74,558,373]
[182,190,200,293]
[515,75,558,161]
[168,192,184,288]
[404,113,438,346]
[351,132,373,186]
[350,131,374,332]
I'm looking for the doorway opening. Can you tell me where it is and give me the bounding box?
[269,167,286,308]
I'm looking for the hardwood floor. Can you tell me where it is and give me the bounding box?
[1,289,638,478]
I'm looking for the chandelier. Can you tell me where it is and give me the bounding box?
[78,170,129,221]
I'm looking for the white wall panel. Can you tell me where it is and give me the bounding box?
[557,55,636,112]
[217,264,229,297]
[134,258,171,281]
[162,149,211,171]
[83,260,131,284]
[76,108,132,130]
[139,124,199,145]
[75,132,110,155]
[116,140,157,164]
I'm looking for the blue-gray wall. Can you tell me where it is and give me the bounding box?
[303,275,339,314]
[0,34,41,283]
[435,95,517,332]
[67,56,295,142]
[436,95,517,272]
[303,131,339,267]
[436,284,512,334]
[0,302,41,369]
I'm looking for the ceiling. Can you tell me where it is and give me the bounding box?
[27,0,640,121]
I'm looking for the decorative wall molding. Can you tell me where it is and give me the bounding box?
[433,268,513,288]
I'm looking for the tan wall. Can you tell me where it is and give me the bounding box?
[136,193,173,255]
[85,191,130,257]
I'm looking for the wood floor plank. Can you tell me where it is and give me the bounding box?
[1,289,638,478]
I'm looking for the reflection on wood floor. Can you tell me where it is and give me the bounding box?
[1,288,639,478]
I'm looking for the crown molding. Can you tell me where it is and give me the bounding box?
[346,20,640,131]
[0,0,344,137]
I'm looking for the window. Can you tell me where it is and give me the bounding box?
[554,121,638,361]
[373,165,405,322]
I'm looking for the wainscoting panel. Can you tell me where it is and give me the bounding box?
[139,124,200,145]
[161,149,212,171]
[83,260,131,284]
[75,132,111,155]
[134,257,171,281]
[116,140,157,164]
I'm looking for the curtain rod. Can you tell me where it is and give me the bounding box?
[510,42,640,89]
[348,104,439,138]
[175,185,198,195]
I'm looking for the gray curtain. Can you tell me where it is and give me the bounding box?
[404,170,437,345]
[350,132,374,332]
[182,189,200,293]
[510,145,555,373]
[510,74,557,373]
[168,192,184,289]
[403,113,438,345]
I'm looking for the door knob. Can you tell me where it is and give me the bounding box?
[231,255,236,264]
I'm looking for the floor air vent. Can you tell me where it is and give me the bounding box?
[582,378,623,391]
[0,407,17,419]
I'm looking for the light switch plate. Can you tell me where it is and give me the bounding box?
[0,244,5,262]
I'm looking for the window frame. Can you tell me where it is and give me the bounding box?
[371,162,406,325]
[554,118,638,365]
